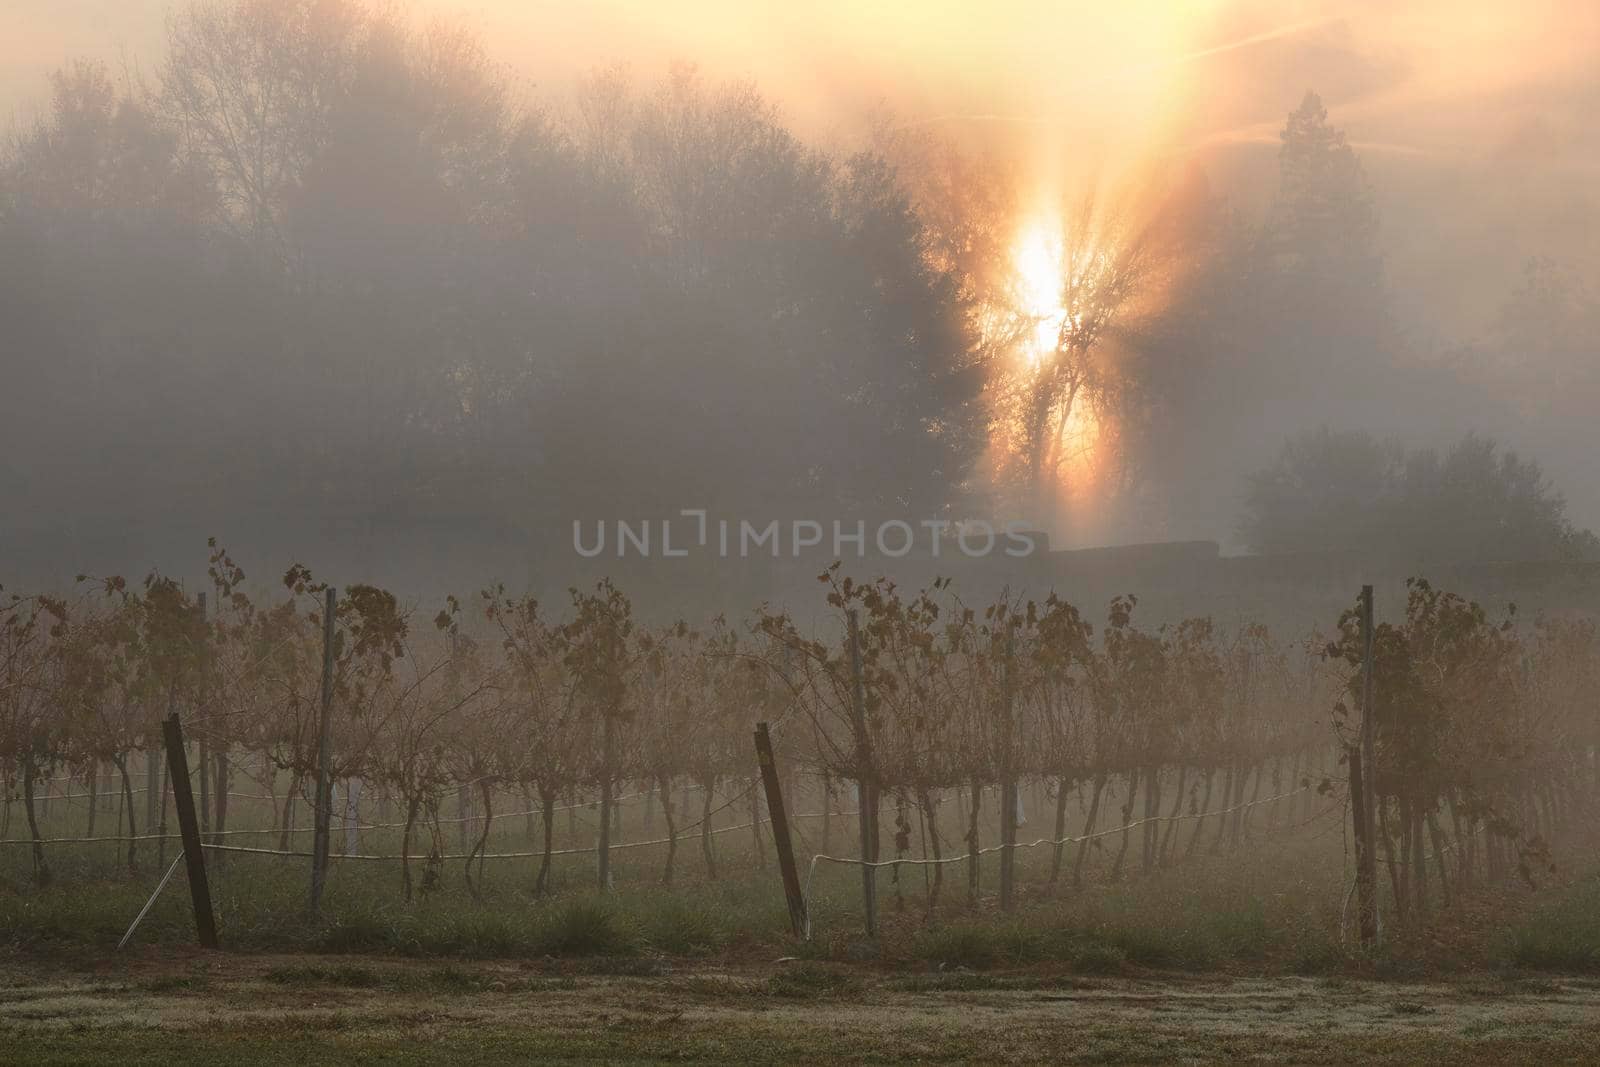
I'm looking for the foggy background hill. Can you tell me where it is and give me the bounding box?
[2,0,1596,622]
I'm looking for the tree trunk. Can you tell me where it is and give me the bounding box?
[1049,775,1071,883]
[893,793,909,912]
[157,756,171,868]
[1187,767,1215,859]
[464,779,494,899]
[401,794,421,902]
[998,775,1017,912]
[1396,796,1413,917]
[699,774,718,880]
[199,739,210,839]
[821,771,833,853]
[279,770,302,852]
[1240,760,1265,840]
[1210,765,1235,854]
[534,784,556,896]
[1379,795,1404,923]
[340,777,359,855]
[1111,767,1139,882]
[1273,753,1295,831]
[597,716,616,892]
[750,781,766,869]
[966,778,982,905]
[22,758,50,886]
[1140,765,1161,874]
[1426,809,1451,907]
[597,774,614,892]
[1073,772,1107,888]
[1302,747,1317,822]
[145,747,161,845]
[86,763,99,838]
[1411,800,1427,915]
[658,775,678,886]
[114,755,137,874]
[1158,764,1187,867]
[212,747,229,856]
[918,786,943,910]
[1449,797,1471,890]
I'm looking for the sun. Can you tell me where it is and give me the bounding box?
[1011,217,1103,488]
[1013,221,1065,364]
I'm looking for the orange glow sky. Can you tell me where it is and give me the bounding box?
[7,2,1594,320]
[8,2,1595,164]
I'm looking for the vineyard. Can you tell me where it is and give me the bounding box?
[3,544,1599,966]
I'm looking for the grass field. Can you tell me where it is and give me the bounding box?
[5,953,1600,1064]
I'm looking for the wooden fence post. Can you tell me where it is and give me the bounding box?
[310,586,337,912]
[197,593,210,841]
[158,705,172,868]
[162,713,219,949]
[846,609,878,937]
[754,722,807,937]
[999,635,1017,912]
[1355,584,1381,946]
[1349,743,1377,946]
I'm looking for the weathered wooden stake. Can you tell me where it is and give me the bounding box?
[998,635,1017,912]
[310,586,337,912]
[1355,584,1381,945]
[1349,744,1377,946]
[754,722,807,937]
[158,727,172,868]
[197,593,210,840]
[846,609,878,936]
[162,713,219,949]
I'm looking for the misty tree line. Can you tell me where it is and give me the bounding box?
[5,543,1595,923]
[1242,429,1599,564]
[3,0,1593,575]
[1,0,982,568]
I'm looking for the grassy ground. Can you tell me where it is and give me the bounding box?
[6,827,1595,977]
[6,778,1600,1061]
[4,953,1600,1064]
[6,774,1362,966]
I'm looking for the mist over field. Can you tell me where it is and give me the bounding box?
[6,7,1600,1063]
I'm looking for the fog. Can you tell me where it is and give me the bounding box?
[3,0,1597,610]
[8,14,1600,1017]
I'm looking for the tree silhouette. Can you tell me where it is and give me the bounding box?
[1242,428,1599,563]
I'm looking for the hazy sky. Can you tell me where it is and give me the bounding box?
[6,0,1594,333]
[9,2,1595,161]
